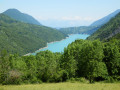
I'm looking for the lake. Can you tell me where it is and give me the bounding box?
[31,34,89,55]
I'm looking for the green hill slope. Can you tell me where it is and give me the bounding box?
[87,13,120,41]
[0,14,67,55]
[3,9,41,25]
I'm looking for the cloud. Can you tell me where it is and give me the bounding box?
[34,15,100,27]
[61,16,98,21]
[35,16,97,22]
[61,16,82,21]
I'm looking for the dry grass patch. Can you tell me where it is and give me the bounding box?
[0,82,120,90]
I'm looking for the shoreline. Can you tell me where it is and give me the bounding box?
[24,34,89,56]
[24,36,69,56]
[68,33,89,35]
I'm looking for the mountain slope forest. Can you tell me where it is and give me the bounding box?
[3,9,42,25]
[0,14,67,55]
[87,13,120,41]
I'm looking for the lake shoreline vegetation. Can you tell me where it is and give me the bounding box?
[0,38,120,85]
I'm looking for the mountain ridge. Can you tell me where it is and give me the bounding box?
[59,9,120,35]
[87,12,120,41]
[3,9,42,25]
[90,9,120,26]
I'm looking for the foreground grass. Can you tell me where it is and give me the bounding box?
[0,82,120,90]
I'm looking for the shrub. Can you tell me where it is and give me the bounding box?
[6,70,22,84]
[67,77,89,83]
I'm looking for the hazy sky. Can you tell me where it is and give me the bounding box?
[0,0,120,27]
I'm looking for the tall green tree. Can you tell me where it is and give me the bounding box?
[0,50,10,84]
[36,50,60,82]
[103,40,120,78]
[61,47,77,80]
[78,40,108,83]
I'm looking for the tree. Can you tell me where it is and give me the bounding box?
[8,54,27,84]
[103,41,120,78]
[78,40,108,83]
[85,60,108,83]
[36,50,59,82]
[61,47,77,80]
[23,55,37,83]
[0,50,10,84]
[63,40,108,83]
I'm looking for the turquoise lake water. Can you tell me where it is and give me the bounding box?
[31,34,89,55]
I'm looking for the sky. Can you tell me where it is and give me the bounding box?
[0,0,120,27]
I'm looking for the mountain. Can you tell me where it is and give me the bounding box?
[91,9,120,26]
[59,9,120,35]
[3,9,41,25]
[87,13,120,41]
[0,14,67,55]
[58,26,99,35]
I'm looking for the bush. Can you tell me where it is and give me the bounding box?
[67,77,89,83]
[31,77,38,84]
[105,76,115,83]
[5,70,22,84]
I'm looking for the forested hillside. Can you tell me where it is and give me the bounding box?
[0,14,67,55]
[87,13,120,41]
[3,9,42,25]
[59,26,99,35]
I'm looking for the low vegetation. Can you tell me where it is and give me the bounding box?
[0,82,120,90]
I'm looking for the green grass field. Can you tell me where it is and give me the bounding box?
[0,82,120,90]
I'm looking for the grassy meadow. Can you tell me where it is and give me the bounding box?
[0,82,120,90]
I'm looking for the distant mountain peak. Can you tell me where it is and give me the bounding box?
[3,8,42,25]
[5,8,21,12]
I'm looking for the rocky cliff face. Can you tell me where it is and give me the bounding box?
[106,27,120,40]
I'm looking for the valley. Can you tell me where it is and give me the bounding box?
[0,0,120,90]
